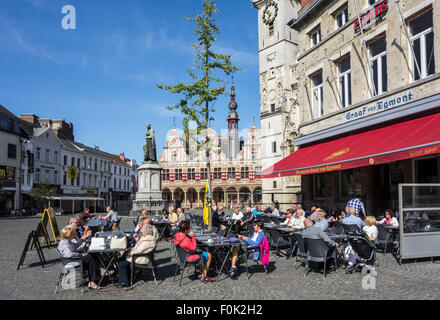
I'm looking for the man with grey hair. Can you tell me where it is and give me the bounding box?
[342,207,365,229]
[177,207,189,224]
[314,209,329,231]
[302,218,338,248]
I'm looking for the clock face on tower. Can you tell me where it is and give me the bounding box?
[263,1,278,25]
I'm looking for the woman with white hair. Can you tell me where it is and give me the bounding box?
[116,223,157,287]
[57,225,101,290]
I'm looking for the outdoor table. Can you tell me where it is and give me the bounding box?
[194,233,240,281]
[95,230,126,238]
[151,219,171,239]
[86,217,107,229]
[88,237,121,287]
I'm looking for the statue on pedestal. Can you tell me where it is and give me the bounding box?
[143,124,157,164]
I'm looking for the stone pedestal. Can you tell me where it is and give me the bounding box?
[130,163,166,216]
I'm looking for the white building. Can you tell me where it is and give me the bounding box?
[0,105,24,215]
[252,0,302,209]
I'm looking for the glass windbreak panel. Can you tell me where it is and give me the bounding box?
[402,210,440,234]
[402,185,440,209]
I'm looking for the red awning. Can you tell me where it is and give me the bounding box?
[258,113,440,178]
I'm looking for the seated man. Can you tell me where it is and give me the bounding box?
[99,206,119,224]
[117,224,157,287]
[230,208,244,234]
[177,207,189,224]
[302,218,338,249]
[69,216,92,239]
[272,205,280,217]
[314,209,329,231]
[342,207,365,229]
[228,220,265,279]
[292,208,306,229]
[79,208,96,224]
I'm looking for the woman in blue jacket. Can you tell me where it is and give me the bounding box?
[228,220,265,278]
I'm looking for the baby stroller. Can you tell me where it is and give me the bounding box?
[345,231,378,276]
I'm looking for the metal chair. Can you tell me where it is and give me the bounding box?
[130,248,158,286]
[55,249,85,294]
[267,229,291,260]
[243,239,269,280]
[303,238,337,279]
[173,245,203,287]
[292,233,307,270]
[375,225,393,257]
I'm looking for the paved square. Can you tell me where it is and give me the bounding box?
[1,215,440,300]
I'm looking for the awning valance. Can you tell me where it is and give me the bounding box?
[257,113,440,178]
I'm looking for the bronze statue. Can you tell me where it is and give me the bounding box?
[143,124,157,163]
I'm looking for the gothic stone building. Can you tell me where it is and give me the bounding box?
[159,87,263,209]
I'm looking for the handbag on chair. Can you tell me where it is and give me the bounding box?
[110,236,127,250]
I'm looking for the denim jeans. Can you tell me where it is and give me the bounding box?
[118,259,130,284]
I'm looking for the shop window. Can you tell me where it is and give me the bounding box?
[340,169,354,198]
[314,173,326,199]
[369,37,387,96]
[416,157,438,183]
[409,10,435,81]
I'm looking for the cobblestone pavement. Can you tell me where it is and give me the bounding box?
[1,215,440,300]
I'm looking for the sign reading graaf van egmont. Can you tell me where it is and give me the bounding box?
[345,91,413,121]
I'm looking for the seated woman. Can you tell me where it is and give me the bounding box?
[229,220,265,278]
[379,209,399,227]
[58,225,101,290]
[173,221,213,282]
[363,216,378,242]
[135,209,149,229]
[117,223,157,287]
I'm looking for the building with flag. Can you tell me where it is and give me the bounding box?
[258,0,440,215]
[159,86,263,209]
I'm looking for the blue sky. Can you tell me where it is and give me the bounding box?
[0,0,260,163]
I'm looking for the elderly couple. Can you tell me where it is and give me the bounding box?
[57,209,158,290]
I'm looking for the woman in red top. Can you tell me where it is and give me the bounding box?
[173,221,213,281]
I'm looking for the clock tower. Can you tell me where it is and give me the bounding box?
[252,0,302,210]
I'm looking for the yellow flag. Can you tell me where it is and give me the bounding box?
[203,181,211,225]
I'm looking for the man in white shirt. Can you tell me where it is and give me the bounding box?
[272,205,280,217]
[231,208,244,234]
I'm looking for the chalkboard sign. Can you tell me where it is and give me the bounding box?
[391,170,405,185]
[40,208,61,244]
[35,221,51,248]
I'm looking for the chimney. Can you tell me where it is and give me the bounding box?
[119,153,125,161]
[301,0,312,8]
[20,114,40,126]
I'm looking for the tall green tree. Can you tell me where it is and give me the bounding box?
[31,183,56,210]
[157,0,240,229]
